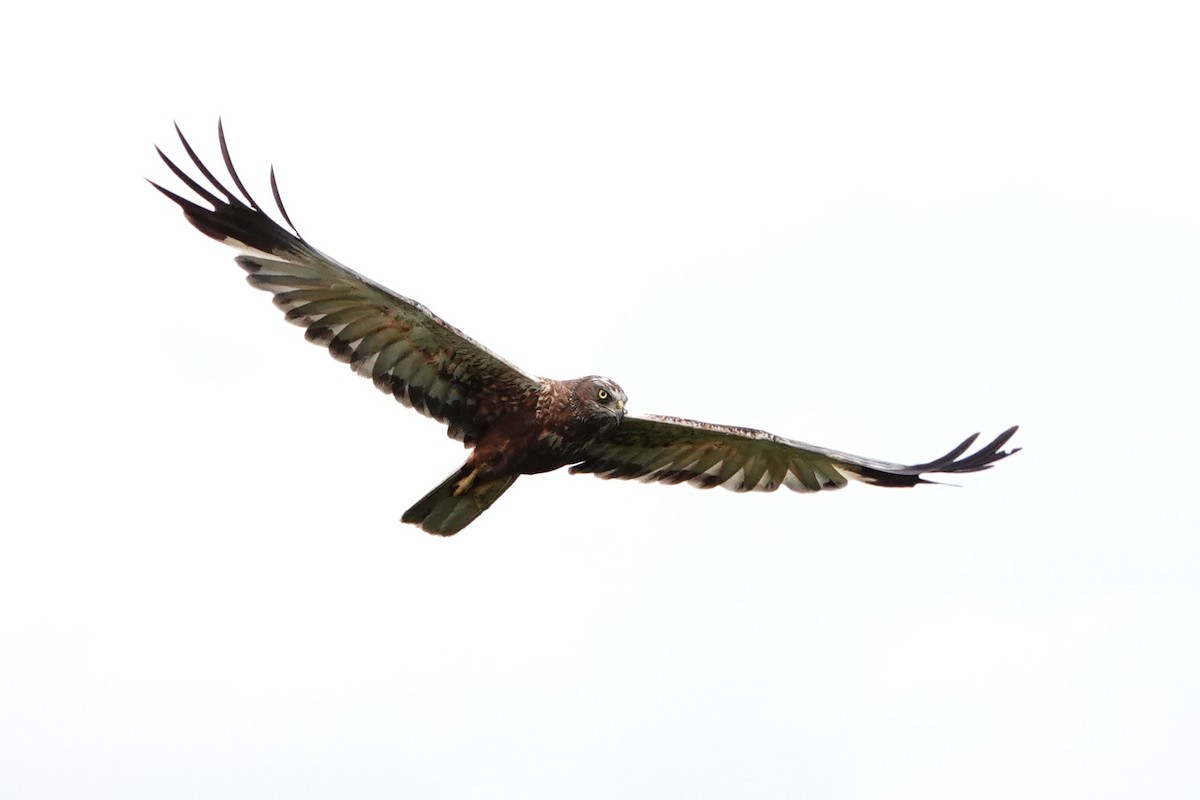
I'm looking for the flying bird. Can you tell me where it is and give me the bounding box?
[151,123,1020,535]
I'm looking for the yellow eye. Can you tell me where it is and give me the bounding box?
[598,389,609,401]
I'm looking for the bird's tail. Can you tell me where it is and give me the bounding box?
[401,463,518,536]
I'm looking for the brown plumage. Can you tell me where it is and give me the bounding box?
[151,122,1020,535]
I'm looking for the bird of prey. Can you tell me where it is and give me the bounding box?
[151,123,1020,536]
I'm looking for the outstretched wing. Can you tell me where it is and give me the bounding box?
[570,414,1019,492]
[151,122,542,444]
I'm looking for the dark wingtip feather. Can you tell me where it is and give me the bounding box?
[152,123,315,259]
[146,178,189,207]
[910,432,980,472]
[218,119,263,212]
[174,122,241,207]
[155,145,222,207]
[947,426,1020,473]
[270,166,301,236]
[854,425,1020,487]
[922,424,1020,475]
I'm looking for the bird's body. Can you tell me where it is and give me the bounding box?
[401,376,627,533]
[475,376,627,477]
[152,123,1019,535]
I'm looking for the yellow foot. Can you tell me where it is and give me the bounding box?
[453,468,479,497]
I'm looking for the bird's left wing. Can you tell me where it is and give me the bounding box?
[570,414,1019,492]
[150,122,543,445]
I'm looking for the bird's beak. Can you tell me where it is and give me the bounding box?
[616,399,625,411]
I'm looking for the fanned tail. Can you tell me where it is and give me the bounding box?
[401,464,518,536]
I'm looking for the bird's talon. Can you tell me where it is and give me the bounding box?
[453,468,479,496]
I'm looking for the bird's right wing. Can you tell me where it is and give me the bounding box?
[570,413,1020,492]
[151,122,543,444]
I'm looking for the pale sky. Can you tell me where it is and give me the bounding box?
[3,1,1198,798]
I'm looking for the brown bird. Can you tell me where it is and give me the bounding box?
[151,123,1020,535]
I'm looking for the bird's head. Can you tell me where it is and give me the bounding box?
[575,375,627,430]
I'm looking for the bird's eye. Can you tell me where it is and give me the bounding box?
[597,389,609,402]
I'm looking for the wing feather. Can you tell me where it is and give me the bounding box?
[571,414,1020,493]
[151,122,542,444]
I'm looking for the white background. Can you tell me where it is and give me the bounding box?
[3,1,1198,798]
